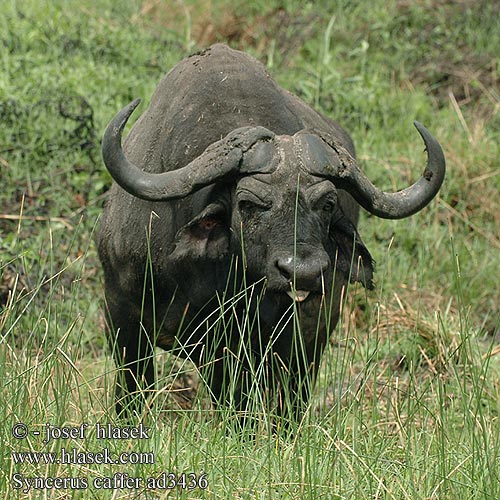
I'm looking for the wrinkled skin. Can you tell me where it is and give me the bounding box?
[97,44,443,421]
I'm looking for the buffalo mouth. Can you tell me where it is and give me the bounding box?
[286,289,311,303]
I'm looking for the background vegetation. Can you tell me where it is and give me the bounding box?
[1,0,499,498]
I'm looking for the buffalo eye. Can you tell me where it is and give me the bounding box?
[310,182,338,216]
[314,195,337,216]
[321,199,336,214]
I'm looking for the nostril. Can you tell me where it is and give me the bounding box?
[275,257,294,281]
[275,254,330,289]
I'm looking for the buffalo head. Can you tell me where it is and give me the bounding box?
[103,100,444,305]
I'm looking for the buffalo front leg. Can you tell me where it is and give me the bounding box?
[273,334,328,423]
[105,294,155,419]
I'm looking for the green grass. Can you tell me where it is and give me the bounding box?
[1,0,499,498]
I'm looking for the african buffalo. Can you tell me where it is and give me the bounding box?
[97,44,445,420]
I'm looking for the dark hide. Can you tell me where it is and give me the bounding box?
[97,44,375,420]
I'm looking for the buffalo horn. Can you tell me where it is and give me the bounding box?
[101,99,268,201]
[335,122,445,219]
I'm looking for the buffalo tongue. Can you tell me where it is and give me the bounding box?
[286,290,310,303]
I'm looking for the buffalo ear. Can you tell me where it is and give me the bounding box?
[330,216,374,289]
[172,201,230,260]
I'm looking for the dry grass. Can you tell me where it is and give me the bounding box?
[134,0,320,60]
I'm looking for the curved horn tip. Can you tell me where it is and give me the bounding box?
[128,97,142,111]
[115,98,142,132]
[413,121,442,150]
[413,121,432,141]
[412,120,446,171]
[413,121,433,147]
